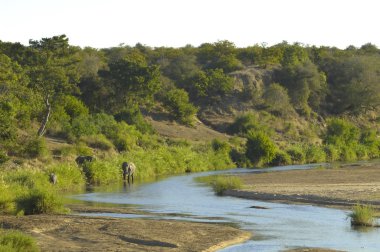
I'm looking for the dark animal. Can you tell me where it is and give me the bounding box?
[75,155,94,166]
[122,162,136,184]
[49,173,57,185]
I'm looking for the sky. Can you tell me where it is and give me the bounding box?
[1,0,379,49]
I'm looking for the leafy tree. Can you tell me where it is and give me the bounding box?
[162,88,198,126]
[187,68,234,103]
[197,40,243,72]
[245,131,277,166]
[105,52,162,110]
[326,55,380,115]
[275,61,327,116]
[27,35,81,136]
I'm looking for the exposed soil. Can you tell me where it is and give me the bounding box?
[226,163,380,209]
[0,205,251,252]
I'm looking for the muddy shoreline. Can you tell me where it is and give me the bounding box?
[1,205,251,252]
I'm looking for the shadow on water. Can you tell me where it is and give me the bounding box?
[71,161,380,252]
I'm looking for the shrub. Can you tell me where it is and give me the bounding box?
[196,175,242,195]
[228,112,266,136]
[324,118,360,146]
[47,163,85,192]
[286,146,306,164]
[0,230,39,252]
[15,188,67,215]
[22,137,48,158]
[349,204,375,226]
[245,131,277,166]
[0,149,9,164]
[270,150,291,166]
[324,145,340,162]
[340,146,357,161]
[162,88,198,126]
[305,145,326,163]
[79,134,114,151]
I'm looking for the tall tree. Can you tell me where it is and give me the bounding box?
[27,35,81,136]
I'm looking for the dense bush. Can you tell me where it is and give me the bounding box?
[0,229,39,252]
[228,112,267,136]
[245,131,277,166]
[0,149,9,164]
[162,88,198,126]
[21,137,48,158]
[15,188,67,215]
[269,150,292,166]
[79,134,114,151]
[286,146,306,164]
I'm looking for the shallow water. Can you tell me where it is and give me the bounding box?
[72,163,380,252]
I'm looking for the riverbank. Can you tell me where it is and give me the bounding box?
[0,205,251,252]
[225,163,380,209]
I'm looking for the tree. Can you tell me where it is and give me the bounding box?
[187,68,234,103]
[197,40,243,72]
[162,88,198,126]
[275,61,327,116]
[27,35,81,136]
[326,55,380,115]
[105,52,162,111]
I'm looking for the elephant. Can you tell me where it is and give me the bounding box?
[49,173,57,185]
[122,162,136,184]
[75,155,94,166]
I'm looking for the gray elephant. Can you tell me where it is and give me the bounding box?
[122,162,136,184]
[75,155,94,166]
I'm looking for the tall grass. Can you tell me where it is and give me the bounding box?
[196,175,243,195]
[0,229,39,252]
[349,204,375,226]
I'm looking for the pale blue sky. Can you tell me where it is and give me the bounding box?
[1,0,379,49]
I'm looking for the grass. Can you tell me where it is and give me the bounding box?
[0,229,39,252]
[349,204,376,227]
[196,175,243,195]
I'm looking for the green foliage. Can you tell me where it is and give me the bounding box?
[305,145,326,163]
[197,40,243,72]
[326,55,380,115]
[0,229,39,252]
[269,150,292,166]
[228,112,267,136]
[0,149,9,164]
[324,118,360,146]
[162,88,198,126]
[245,131,277,166]
[323,144,340,162]
[187,68,234,102]
[196,175,243,195]
[79,134,114,151]
[262,83,293,116]
[286,146,306,164]
[21,137,48,158]
[47,163,85,192]
[15,188,67,215]
[114,105,154,134]
[349,204,375,226]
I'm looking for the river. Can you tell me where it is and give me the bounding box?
[72,163,380,252]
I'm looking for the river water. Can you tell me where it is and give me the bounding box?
[72,163,380,252]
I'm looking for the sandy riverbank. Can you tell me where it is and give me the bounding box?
[225,163,380,209]
[0,205,251,252]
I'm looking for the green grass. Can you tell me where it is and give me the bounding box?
[349,204,375,226]
[0,229,39,252]
[196,175,243,195]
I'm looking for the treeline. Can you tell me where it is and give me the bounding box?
[0,35,379,165]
